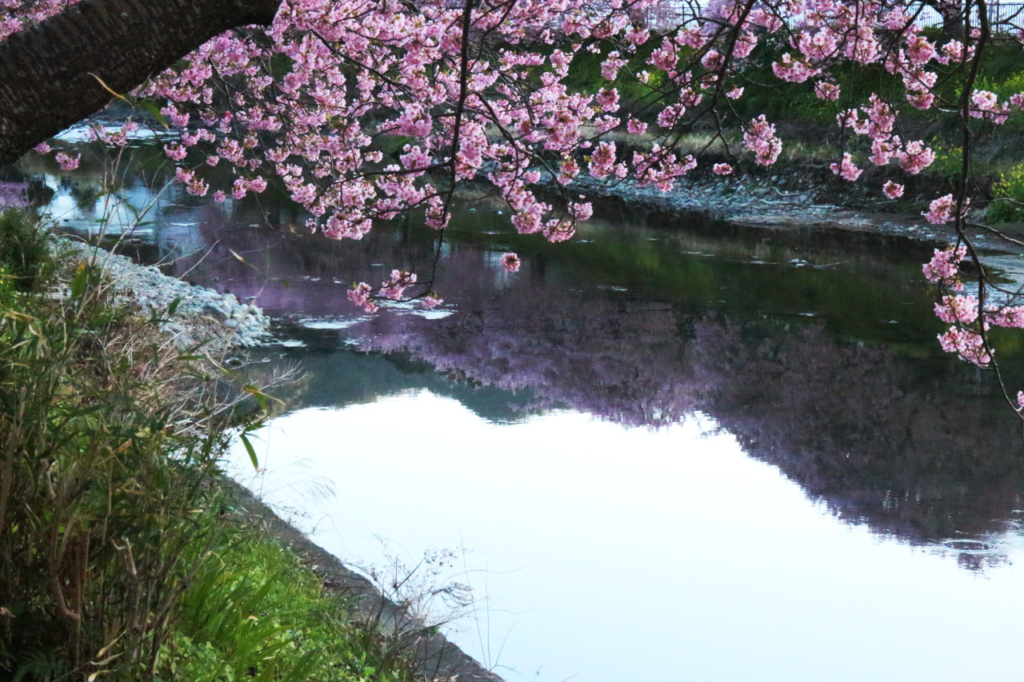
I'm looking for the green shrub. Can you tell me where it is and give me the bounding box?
[928,142,964,185]
[0,235,267,680]
[0,218,427,682]
[987,162,1024,223]
[163,528,412,682]
[0,208,51,291]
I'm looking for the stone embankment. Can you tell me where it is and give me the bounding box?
[63,239,272,350]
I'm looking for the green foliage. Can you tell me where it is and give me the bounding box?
[976,70,1024,101]
[0,217,431,682]
[0,233,265,680]
[928,141,964,184]
[163,529,410,682]
[987,162,1024,223]
[0,208,52,292]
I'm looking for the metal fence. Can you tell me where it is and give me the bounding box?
[917,2,1024,30]
[632,0,1024,32]
[987,1,1024,27]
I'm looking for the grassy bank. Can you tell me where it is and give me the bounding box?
[561,32,1024,223]
[0,209,428,682]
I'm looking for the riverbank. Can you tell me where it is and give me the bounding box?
[559,164,1024,293]
[226,480,504,682]
[0,207,501,682]
[61,237,272,349]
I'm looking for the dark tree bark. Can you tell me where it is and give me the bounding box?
[0,0,283,165]
[922,0,966,36]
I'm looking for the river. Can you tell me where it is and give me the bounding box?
[10,146,1024,681]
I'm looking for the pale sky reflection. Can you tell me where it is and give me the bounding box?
[227,390,1024,682]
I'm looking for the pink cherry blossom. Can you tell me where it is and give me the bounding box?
[12,0,1024,385]
[772,53,818,83]
[897,141,935,175]
[347,282,378,314]
[163,143,187,162]
[924,195,969,225]
[421,293,443,309]
[934,295,979,324]
[501,252,521,272]
[380,269,417,300]
[813,82,840,101]
[600,52,627,81]
[589,141,618,180]
[743,116,782,166]
[923,245,968,287]
[882,181,904,199]
[938,326,991,367]
[830,153,862,182]
[54,152,80,171]
[626,119,648,135]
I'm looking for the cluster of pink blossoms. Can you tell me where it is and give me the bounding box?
[938,326,991,367]
[54,152,80,171]
[814,82,840,101]
[923,245,1024,371]
[924,194,970,225]
[882,181,904,199]
[743,116,782,166]
[934,295,979,325]
[347,282,378,314]
[897,141,935,175]
[830,153,862,182]
[13,0,1024,387]
[380,270,417,301]
[923,245,968,289]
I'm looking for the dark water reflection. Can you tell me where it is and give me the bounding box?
[18,160,1024,565]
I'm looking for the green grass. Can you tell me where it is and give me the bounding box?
[0,210,426,682]
[0,208,51,291]
[160,525,412,682]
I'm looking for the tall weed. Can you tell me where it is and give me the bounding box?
[0,215,266,680]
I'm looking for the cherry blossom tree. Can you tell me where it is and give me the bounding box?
[5,0,1024,412]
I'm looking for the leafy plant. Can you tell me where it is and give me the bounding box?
[928,142,964,186]
[165,529,409,682]
[987,162,1024,223]
[0,222,268,680]
[0,208,51,291]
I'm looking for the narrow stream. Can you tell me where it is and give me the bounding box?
[10,146,1024,681]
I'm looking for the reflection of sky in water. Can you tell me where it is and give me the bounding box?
[227,393,1024,682]
[39,172,211,246]
[53,124,174,144]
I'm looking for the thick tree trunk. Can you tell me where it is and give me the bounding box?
[0,0,282,166]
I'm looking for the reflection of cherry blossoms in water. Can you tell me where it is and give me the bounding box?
[362,288,698,426]
[352,266,1024,559]
[684,319,1023,566]
[82,194,1024,564]
[0,181,29,208]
